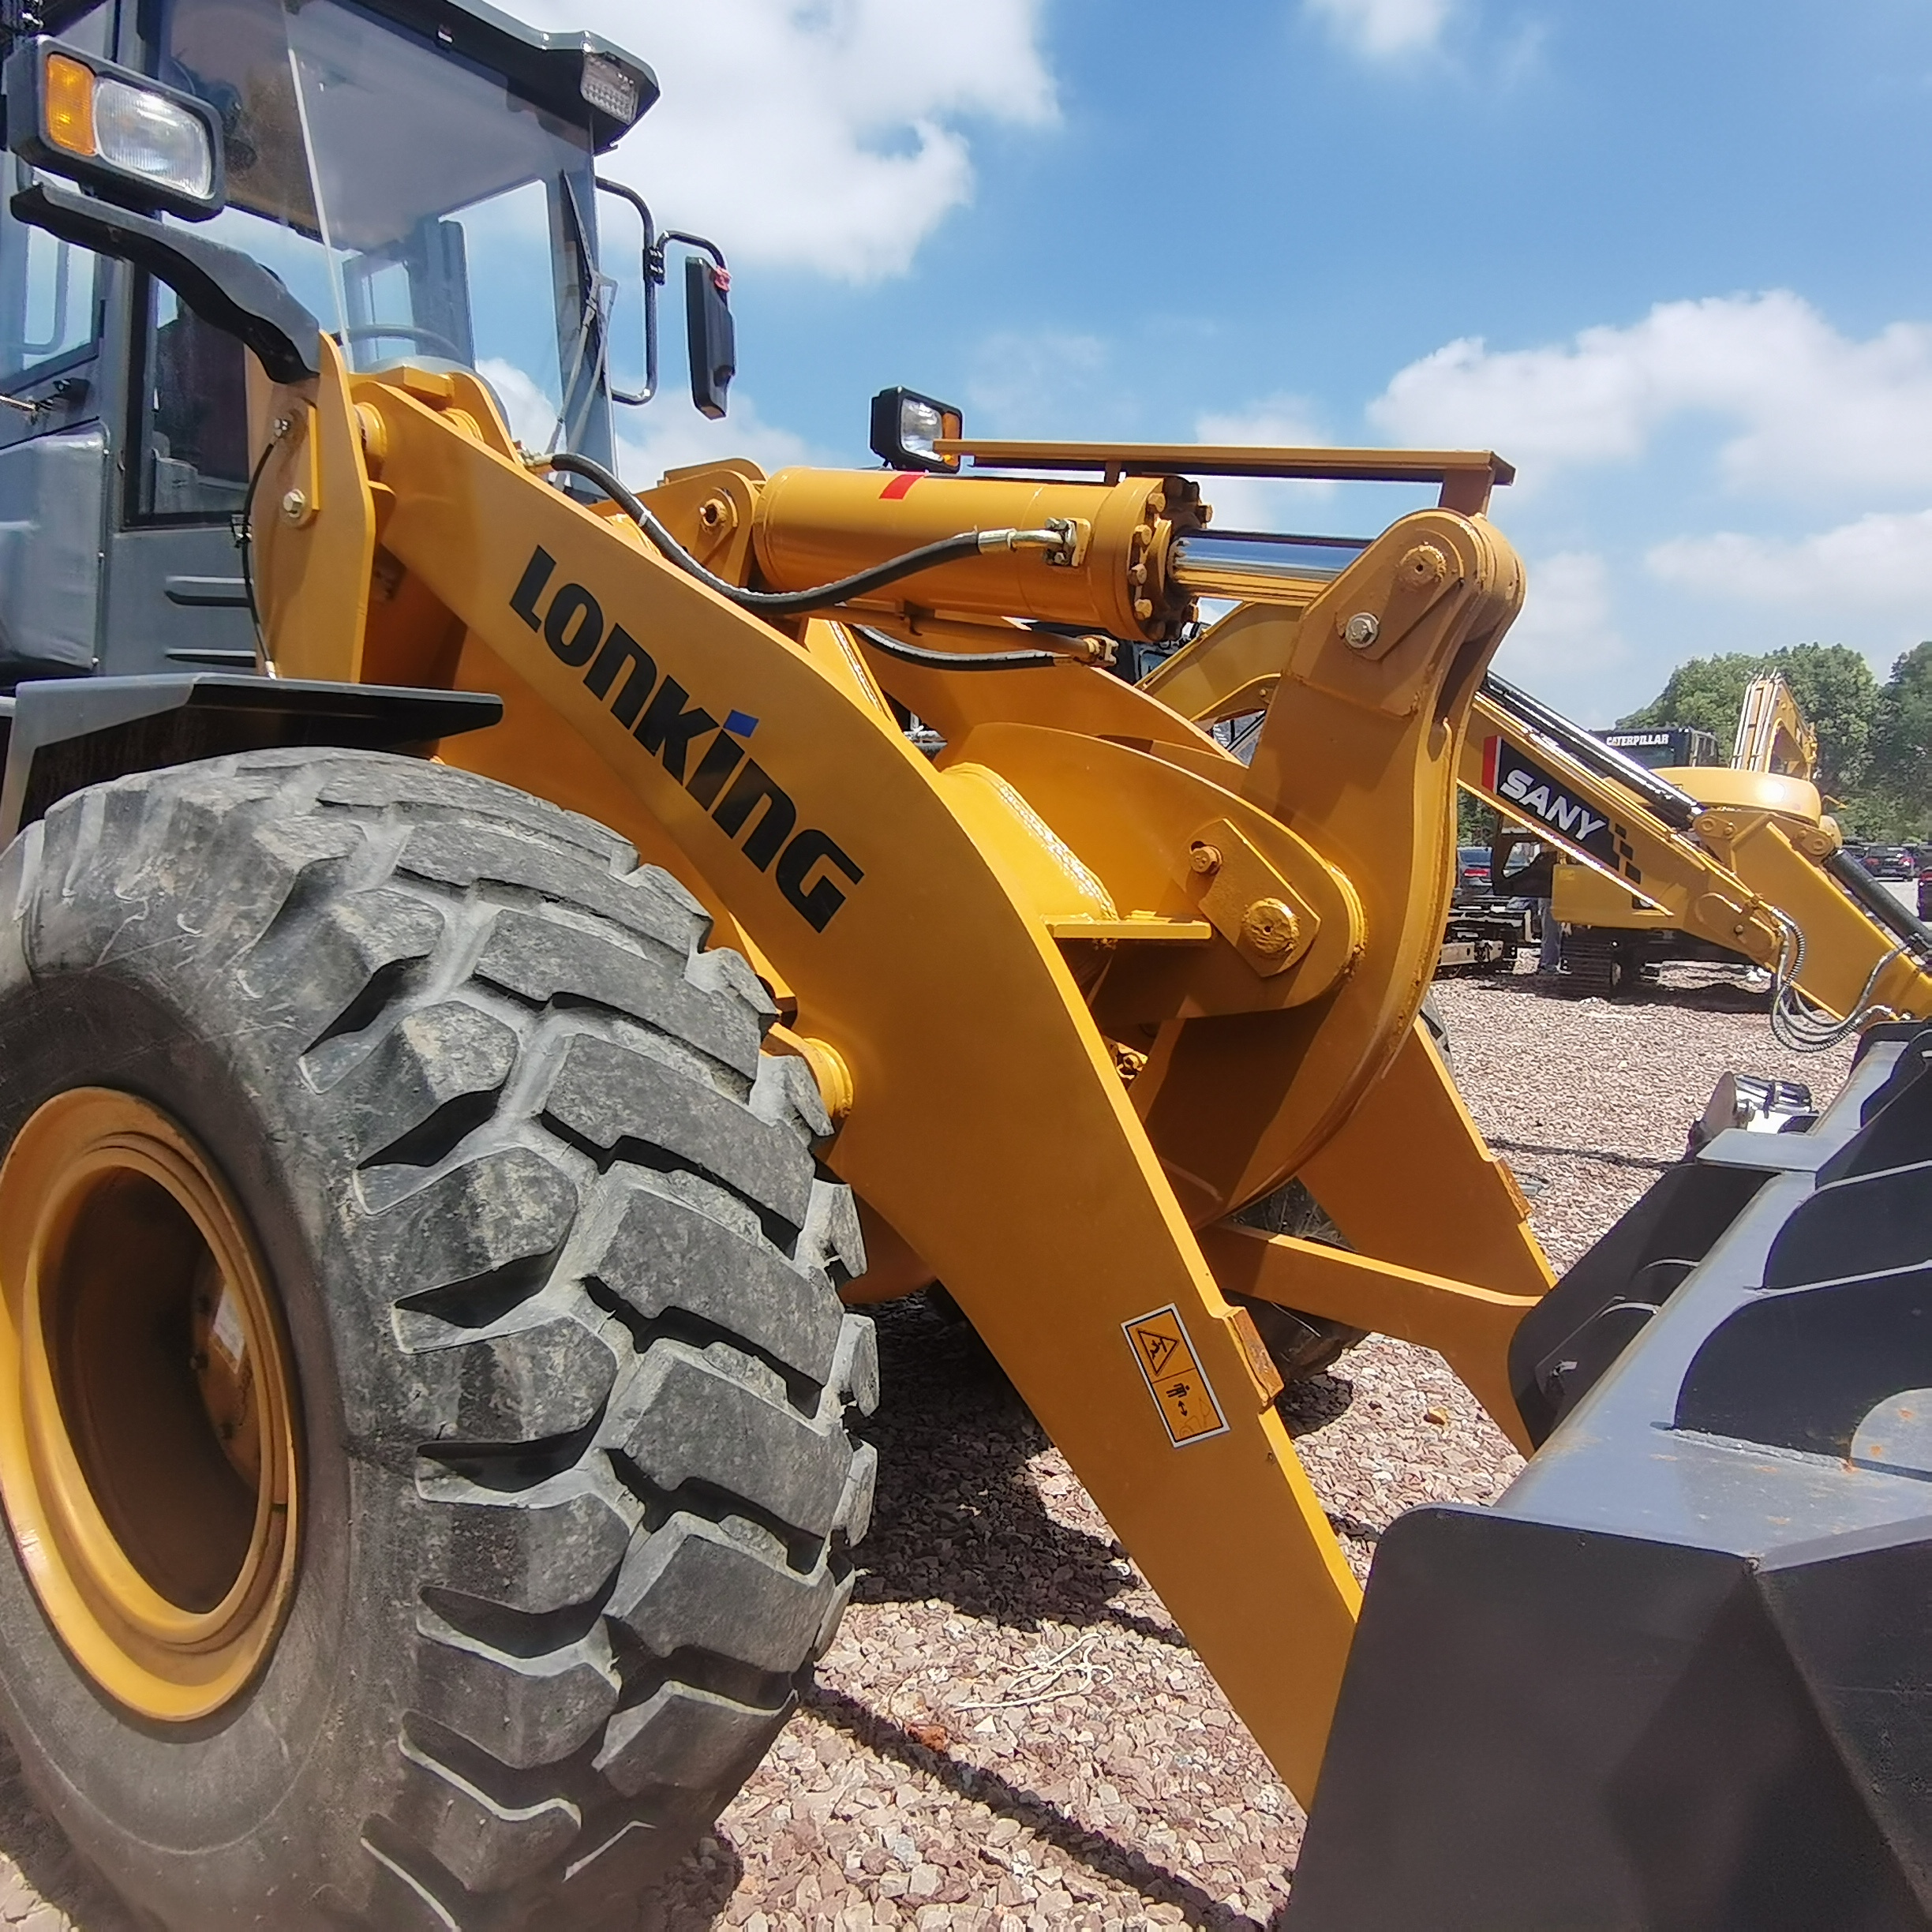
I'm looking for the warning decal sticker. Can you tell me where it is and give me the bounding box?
[1122,1305,1229,1447]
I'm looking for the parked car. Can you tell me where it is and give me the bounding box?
[1859,845,1916,881]
[1851,843,1923,919]
[1456,845,1492,897]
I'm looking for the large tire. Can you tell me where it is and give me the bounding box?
[0,750,876,1930]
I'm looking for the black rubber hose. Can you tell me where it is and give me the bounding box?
[232,436,279,671]
[537,451,1044,619]
[848,625,1063,672]
[1824,848,1932,962]
[1482,670,1702,831]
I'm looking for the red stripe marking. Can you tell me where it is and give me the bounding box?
[1482,735,1499,792]
[880,472,922,500]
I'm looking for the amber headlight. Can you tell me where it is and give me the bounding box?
[4,37,224,221]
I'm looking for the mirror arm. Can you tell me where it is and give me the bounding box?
[592,182,732,419]
[10,174,320,384]
[657,228,726,271]
[595,174,658,408]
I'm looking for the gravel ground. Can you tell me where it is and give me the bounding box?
[0,959,1859,1931]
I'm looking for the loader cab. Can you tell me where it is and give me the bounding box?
[0,0,657,684]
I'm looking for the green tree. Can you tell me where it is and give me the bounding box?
[1456,792,1497,848]
[1865,641,1932,837]
[1616,642,1878,803]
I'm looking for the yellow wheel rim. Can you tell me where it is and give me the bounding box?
[0,1090,301,1722]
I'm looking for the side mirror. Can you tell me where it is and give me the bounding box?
[684,253,732,421]
[3,36,225,221]
[592,177,732,421]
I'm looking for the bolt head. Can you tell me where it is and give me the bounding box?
[1189,843,1222,876]
[1398,542,1449,590]
[1342,612,1380,650]
[1240,897,1299,957]
[280,489,309,523]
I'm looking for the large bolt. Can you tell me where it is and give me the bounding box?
[1398,542,1449,590]
[1241,897,1300,957]
[281,489,309,525]
[1342,612,1380,650]
[1189,843,1222,875]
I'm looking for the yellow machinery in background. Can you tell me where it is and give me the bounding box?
[1459,669,1932,1030]
[0,10,1925,1932]
[1734,669,1821,781]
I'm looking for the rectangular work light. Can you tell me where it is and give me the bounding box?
[870,387,964,473]
[580,53,642,126]
[3,37,224,222]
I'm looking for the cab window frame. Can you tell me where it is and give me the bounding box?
[0,0,118,406]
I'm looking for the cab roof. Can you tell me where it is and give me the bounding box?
[41,0,658,153]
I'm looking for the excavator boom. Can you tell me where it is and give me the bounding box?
[1462,674,1932,1039]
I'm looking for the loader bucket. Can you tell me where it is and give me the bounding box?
[1287,1023,1932,1932]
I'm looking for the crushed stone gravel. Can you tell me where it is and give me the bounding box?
[0,960,1859,1930]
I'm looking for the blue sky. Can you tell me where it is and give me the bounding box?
[516,0,1932,725]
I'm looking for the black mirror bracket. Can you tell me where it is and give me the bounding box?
[9,173,321,385]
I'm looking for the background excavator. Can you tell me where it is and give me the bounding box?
[0,5,1922,1930]
[1452,668,1932,1040]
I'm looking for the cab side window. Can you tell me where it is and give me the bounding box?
[133,279,249,517]
[0,3,114,397]
[0,209,101,385]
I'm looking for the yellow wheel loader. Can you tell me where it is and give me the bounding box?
[0,6,1925,1930]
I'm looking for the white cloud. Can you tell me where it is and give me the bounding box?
[470,358,811,485]
[1305,0,1452,58]
[968,330,1109,429]
[616,391,814,488]
[511,0,1055,282]
[1190,396,1339,531]
[1491,550,1631,718]
[1371,292,1932,499]
[477,359,558,451]
[1647,511,1932,611]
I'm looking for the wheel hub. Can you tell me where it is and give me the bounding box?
[0,1090,300,1721]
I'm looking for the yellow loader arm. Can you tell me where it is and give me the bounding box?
[1152,612,1932,1036]
[247,347,1549,1799]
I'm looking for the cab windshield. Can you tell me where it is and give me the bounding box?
[159,0,613,460]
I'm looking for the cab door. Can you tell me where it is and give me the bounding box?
[99,275,257,674]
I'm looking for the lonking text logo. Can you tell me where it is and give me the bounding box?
[511,546,863,930]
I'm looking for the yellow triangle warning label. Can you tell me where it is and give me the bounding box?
[1136,1324,1182,1377]
[1122,1305,1228,1447]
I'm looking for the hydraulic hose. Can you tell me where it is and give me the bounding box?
[534,451,1076,620]
[1482,672,1702,832]
[848,624,1064,672]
